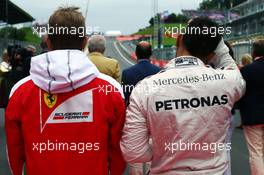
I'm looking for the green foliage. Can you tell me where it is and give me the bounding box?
[149,13,188,26]
[166,13,187,24]
[199,0,219,10]
[0,26,40,43]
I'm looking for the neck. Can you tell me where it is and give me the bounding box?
[176,52,193,58]
[176,47,192,58]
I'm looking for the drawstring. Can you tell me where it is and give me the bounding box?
[46,53,56,94]
[67,50,75,91]
[39,88,43,133]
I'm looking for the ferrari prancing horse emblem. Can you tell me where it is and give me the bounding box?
[44,93,57,108]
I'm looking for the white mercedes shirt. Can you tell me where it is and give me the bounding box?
[121,39,246,175]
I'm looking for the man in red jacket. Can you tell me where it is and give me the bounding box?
[5,6,126,175]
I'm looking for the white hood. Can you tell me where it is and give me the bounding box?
[30,50,100,94]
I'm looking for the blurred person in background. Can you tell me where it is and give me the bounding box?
[121,17,245,175]
[122,41,161,106]
[241,54,253,68]
[8,44,33,77]
[88,35,121,82]
[26,45,36,56]
[5,6,126,175]
[0,45,33,108]
[237,53,253,129]
[0,49,12,107]
[239,40,264,175]
[40,35,49,54]
[0,49,11,73]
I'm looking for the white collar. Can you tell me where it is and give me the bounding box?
[165,56,205,69]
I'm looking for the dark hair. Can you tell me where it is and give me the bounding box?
[135,42,152,59]
[48,6,86,50]
[253,40,264,57]
[182,17,222,60]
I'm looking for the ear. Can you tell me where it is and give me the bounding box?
[82,36,88,51]
[46,37,53,51]
[206,52,216,64]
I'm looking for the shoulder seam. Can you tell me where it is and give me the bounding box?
[97,73,124,98]
[9,76,31,99]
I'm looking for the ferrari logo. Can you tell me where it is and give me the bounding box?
[44,93,57,108]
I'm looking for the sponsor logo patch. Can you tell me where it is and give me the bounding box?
[44,93,57,108]
[40,90,94,131]
[175,57,198,67]
[53,112,90,120]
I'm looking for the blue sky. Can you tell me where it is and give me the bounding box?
[12,0,203,34]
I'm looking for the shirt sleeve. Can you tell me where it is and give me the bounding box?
[210,38,239,70]
[120,83,152,163]
[211,38,246,100]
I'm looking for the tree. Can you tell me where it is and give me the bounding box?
[0,27,26,40]
[149,17,154,26]
[0,27,40,43]
[148,13,188,26]
[199,0,218,10]
[165,13,177,23]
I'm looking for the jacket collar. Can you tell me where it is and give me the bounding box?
[138,59,150,63]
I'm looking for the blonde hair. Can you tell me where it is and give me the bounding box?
[241,54,252,66]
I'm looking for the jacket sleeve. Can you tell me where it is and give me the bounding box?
[108,90,126,175]
[5,90,25,175]
[210,38,239,70]
[120,82,152,163]
[211,38,246,100]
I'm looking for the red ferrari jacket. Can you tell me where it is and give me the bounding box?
[5,50,126,175]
